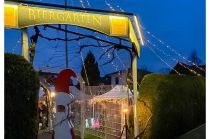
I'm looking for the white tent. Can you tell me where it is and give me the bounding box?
[91,85,133,103]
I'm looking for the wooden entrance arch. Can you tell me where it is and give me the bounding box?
[4,2,143,137]
[5,3,143,56]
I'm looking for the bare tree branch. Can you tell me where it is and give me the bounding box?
[77,44,112,53]
[32,25,133,68]
[98,44,133,66]
[38,34,86,42]
[101,50,116,66]
[99,47,114,60]
[45,25,130,46]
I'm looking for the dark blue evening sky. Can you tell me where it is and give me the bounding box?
[4,0,206,76]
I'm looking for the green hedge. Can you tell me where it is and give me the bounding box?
[137,74,205,139]
[5,53,40,139]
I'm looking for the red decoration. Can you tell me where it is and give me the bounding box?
[55,68,77,94]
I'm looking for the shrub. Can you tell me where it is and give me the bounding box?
[5,53,40,139]
[137,74,205,139]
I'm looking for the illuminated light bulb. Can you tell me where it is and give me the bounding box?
[123,108,128,113]
[108,53,111,58]
[51,91,56,98]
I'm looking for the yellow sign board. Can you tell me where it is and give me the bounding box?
[110,16,128,36]
[4,3,142,56]
[4,4,128,36]
[5,4,18,28]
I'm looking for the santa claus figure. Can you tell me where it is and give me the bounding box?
[52,69,77,139]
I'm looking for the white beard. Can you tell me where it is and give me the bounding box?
[53,92,75,139]
[54,112,72,139]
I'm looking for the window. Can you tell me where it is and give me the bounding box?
[115,77,119,85]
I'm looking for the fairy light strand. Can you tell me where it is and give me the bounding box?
[73,0,122,78]
[106,0,125,12]
[85,0,91,7]
[79,0,86,8]
[99,1,131,71]
[97,36,124,79]
[104,0,115,11]
[106,1,205,73]
[70,0,94,96]
[12,38,21,54]
[96,35,130,81]
[104,35,129,70]
[145,39,201,76]
[145,38,202,76]
[145,42,181,75]
[141,27,205,72]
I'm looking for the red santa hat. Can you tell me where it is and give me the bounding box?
[55,68,77,94]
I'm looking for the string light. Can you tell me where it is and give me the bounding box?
[117,0,205,75]
[85,0,91,7]
[79,0,86,8]
[104,0,115,11]
[96,36,121,72]
[117,5,124,12]
[96,34,129,82]
[104,0,125,12]
[145,38,202,76]
[67,1,131,132]
[104,36,129,74]
[145,41,181,75]
[106,1,205,74]
[145,39,201,76]
[141,26,205,72]
[12,38,21,54]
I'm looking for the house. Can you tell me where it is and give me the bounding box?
[170,62,206,77]
[101,70,128,85]
[101,69,151,86]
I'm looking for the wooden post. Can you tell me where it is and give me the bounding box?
[121,103,124,138]
[65,0,69,68]
[132,52,139,137]
[21,28,29,61]
[80,81,85,139]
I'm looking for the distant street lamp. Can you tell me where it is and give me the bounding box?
[124,108,128,139]
[123,108,128,113]
[120,108,129,139]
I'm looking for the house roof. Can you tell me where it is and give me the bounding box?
[170,62,206,76]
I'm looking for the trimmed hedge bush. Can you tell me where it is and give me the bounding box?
[137,74,205,139]
[5,53,40,139]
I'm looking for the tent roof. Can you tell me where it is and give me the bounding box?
[91,85,132,103]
